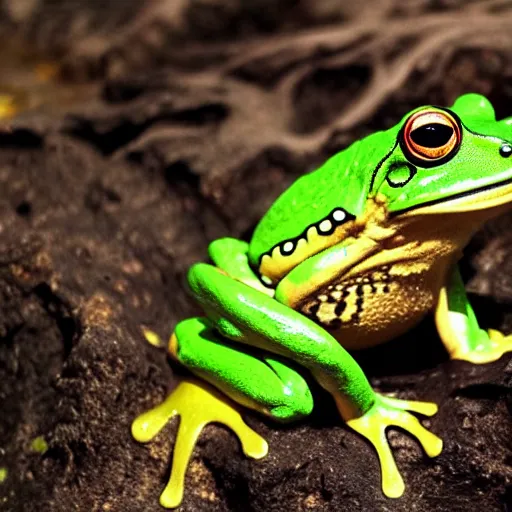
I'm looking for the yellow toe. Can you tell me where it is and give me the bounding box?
[132,379,268,509]
[160,485,183,509]
[347,394,442,499]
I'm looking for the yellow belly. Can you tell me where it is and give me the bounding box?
[299,258,449,350]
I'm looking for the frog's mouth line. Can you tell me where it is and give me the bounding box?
[397,177,512,217]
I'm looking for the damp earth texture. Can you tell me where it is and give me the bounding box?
[0,1,511,511]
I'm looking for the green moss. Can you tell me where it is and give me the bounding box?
[31,436,48,454]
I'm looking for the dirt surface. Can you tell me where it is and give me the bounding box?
[0,1,511,511]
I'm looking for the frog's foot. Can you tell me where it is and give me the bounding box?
[131,379,268,509]
[451,329,512,364]
[346,394,442,499]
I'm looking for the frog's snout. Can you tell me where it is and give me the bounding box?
[500,143,512,158]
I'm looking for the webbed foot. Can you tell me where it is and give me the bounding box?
[346,394,442,498]
[451,329,512,364]
[132,379,268,508]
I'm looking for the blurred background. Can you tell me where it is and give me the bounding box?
[0,1,511,511]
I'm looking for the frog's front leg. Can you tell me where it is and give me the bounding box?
[435,265,512,363]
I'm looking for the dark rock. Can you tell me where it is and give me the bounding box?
[0,1,511,511]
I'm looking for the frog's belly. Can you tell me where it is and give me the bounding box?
[299,264,444,350]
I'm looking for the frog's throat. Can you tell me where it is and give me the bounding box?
[258,197,388,285]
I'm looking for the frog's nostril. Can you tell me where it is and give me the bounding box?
[500,144,512,158]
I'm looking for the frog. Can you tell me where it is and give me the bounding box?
[132,93,512,508]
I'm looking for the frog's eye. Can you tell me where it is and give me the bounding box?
[402,109,461,165]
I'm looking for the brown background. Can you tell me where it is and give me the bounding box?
[0,1,510,511]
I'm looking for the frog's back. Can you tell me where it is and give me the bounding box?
[248,129,398,280]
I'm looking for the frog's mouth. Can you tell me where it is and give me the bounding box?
[399,177,512,216]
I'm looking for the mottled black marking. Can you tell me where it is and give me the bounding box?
[309,303,320,316]
[303,263,395,330]
[335,301,346,316]
[351,284,365,324]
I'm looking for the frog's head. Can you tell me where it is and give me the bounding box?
[372,94,512,219]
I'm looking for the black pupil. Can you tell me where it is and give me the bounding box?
[410,123,454,148]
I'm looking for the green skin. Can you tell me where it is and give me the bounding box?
[173,93,512,423]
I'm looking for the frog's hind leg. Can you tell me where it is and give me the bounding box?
[435,266,512,363]
[132,317,312,509]
[187,263,442,499]
[171,317,314,422]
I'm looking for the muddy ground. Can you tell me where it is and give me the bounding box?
[0,1,510,511]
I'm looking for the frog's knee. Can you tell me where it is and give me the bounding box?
[172,317,210,361]
[187,262,209,288]
[270,389,314,422]
[208,238,248,266]
[187,262,225,296]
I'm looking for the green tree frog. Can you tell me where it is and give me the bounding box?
[132,93,512,508]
